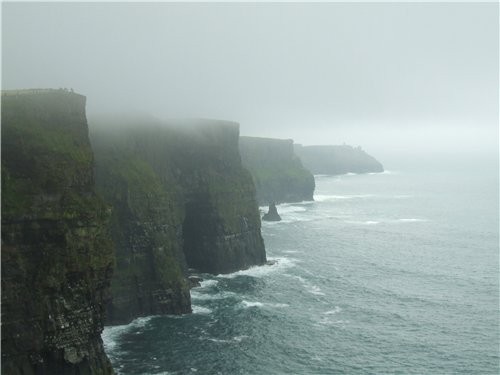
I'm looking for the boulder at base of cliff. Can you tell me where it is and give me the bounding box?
[262,203,282,221]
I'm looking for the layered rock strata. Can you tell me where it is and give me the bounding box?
[1,90,114,374]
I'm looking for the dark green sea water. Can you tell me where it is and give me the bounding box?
[103,161,499,374]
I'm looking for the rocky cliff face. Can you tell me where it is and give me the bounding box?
[239,136,315,204]
[90,117,266,324]
[294,144,384,175]
[91,147,191,325]
[175,122,266,274]
[1,90,114,374]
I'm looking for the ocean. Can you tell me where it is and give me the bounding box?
[102,158,499,374]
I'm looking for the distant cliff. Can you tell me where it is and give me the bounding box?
[90,116,266,324]
[239,136,315,204]
[294,144,384,175]
[1,90,114,373]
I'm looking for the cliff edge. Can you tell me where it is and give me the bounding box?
[239,136,315,204]
[294,144,384,175]
[90,116,266,325]
[1,90,114,374]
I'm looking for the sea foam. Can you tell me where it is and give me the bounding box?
[217,256,297,279]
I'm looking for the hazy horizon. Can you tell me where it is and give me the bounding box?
[2,2,498,159]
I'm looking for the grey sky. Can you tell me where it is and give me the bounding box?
[2,2,498,158]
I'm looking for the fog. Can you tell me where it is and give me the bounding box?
[2,2,498,161]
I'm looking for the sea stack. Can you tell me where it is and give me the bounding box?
[262,203,282,221]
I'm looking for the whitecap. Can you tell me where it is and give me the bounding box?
[241,300,264,308]
[240,300,289,309]
[323,306,342,315]
[268,303,290,308]
[309,285,326,296]
[276,205,307,214]
[345,220,380,225]
[102,316,154,351]
[368,170,396,175]
[192,305,212,314]
[233,335,249,342]
[190,290,235,301]
[314,194,374,202]
[217,257,296,279]
[198,279,218,288]
[283,274,306,284]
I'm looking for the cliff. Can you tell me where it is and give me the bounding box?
[90,116,266,324]
[1,90,114,374]
[90,146,191,325]
[294,144,384,175]
[239,136,315,204]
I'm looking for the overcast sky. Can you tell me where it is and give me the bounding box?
[2,2,498,159]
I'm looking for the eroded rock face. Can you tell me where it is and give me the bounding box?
[91,149,192,325]
[1,90,114,374]
[89,117,266,325]
[262,203,282,222]
[239,136,315,204]
[177,123,266,274]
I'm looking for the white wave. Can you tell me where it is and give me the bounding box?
[269,303,290,308]
[368,170,396,175]
[283,273,306,284]
[233,335,249,342]
[394,194,413,199]
[323,306,342,315]
[241,300,289,309]
[217,256,296,279]
[102,316,154,351]
[309,285,326,296]
[190,290,236,301]
[314,194,374,202]
[241,300,264,308]
[192,305,212,314]
[345,220,380,225]
[318,319,350,326]
[198,279,218,288]
[276,205,307,214]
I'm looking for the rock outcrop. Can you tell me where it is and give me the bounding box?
[294,144,384,175]
[1,90,114,374]
[239,136,315,204]
[90,116,266,324]
[262,203,282,222]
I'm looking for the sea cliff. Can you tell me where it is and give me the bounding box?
[1,90,114,374]
[1,90,267,374]
[239,136,315,204]
[294,144,384,175]
[90,116,266,324]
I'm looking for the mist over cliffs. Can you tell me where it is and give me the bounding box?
[1,91,266,372]
[239,136,315,204]
[294,144,384,175]
[1,89,387,374]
